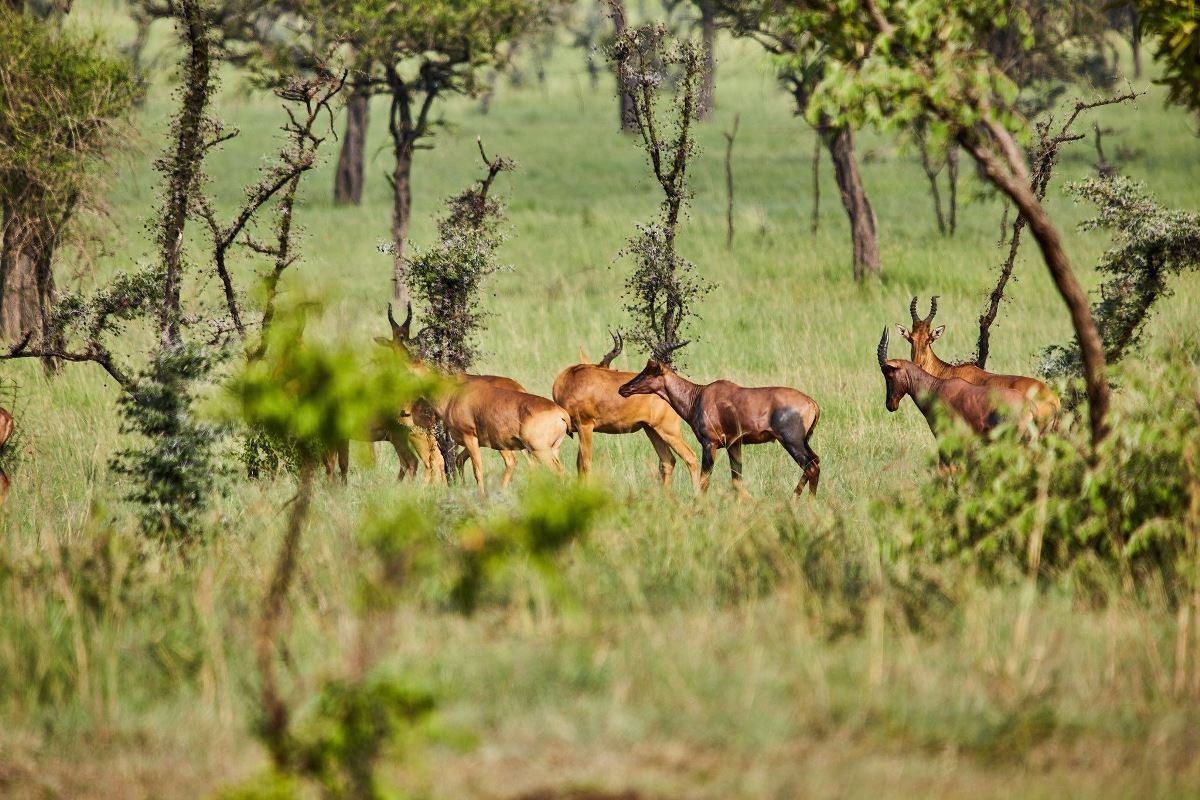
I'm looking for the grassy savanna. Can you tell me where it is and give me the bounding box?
[3,2,1200,797]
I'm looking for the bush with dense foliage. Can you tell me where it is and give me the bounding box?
[889,351,1200,595]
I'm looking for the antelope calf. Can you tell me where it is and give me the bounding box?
[553,332,700,489]
[0,407,12,505]
[899,296,1060,425]
[431,378,571,496]
[877,327,1031,438]
[618,350,820,498]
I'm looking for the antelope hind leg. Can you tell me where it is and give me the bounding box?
[643,427,676,487]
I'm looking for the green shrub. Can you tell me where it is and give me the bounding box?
[888,356,1200,596]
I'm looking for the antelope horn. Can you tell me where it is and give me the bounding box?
[909,296,919,324]
[598,330,623,368]
[387,302,401,336]
[925,295,939,324]
[877,327,890,369]
[655,339,690,363]
[400,301,413,338]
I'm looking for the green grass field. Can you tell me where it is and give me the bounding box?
[3,2,1200,797]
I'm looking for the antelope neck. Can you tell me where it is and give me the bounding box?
[913,348,951,378]
[901,363,945,417]
[659,370,704,420]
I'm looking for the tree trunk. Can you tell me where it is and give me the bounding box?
[612,0,638,133]
[817,115,881,280]
[960,127,1111,444]
[1130,7,1143,79]
[391,140,413,306]
[333,89,368,206]
[698,0,716,121]
[947,143,958,235]
[0,212,55,347]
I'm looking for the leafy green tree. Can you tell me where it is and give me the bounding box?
[0,8,136,356]
[1136,0,1200,118]
[781,0,1117,444]
[298,0,564,306]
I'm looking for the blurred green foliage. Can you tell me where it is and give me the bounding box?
[227,304,445,464]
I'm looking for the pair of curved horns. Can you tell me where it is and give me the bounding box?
[909,295,938,325]
[877,327,890,369]
[387,301,413,341]
[598,330,623,368]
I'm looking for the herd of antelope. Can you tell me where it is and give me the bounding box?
[0,295,1058,507]
[316,294,1059,499]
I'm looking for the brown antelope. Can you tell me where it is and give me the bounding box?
[618,348,820,498]
[326,303,445,484]
[0,407,12,505]
[877,327,1032,438]
[430,378,571,496]
[552,332,700,489]
[375,302,537,478]
[899,296,1060,424]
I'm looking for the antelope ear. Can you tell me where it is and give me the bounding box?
[374,336,393,347]
[896,324,911,342]
[931,325,945,340]
[579,346,591,364]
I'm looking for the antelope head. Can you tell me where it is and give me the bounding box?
[877,327,909,413]
[619,358,669,397]
[375,302,414,357]
[896,296,944,361]
[598,330,623,368]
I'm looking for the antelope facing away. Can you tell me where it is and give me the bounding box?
[0,407,12,505]
[899,296,1060,425]
[877,327,1032,439]
[553,332,700,489]
[429,378,571,496]
[618,348,820,498]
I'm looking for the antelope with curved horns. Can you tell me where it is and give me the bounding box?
[0,407,12,505]
[378,301,536,479]
[898,296,1060,425]
[430,378,571,496]
[553,331,701,489]
[618,346,820,498]
[877,327,1031,438]
[326,302,447,484]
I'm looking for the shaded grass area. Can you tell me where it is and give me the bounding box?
[2,2,1200,797]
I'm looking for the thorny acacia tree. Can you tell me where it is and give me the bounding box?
[606,10,713,363]
[715,0,882,280]
[407,139,514,375]
[1,0,344,536]
[800,0,1119,445]
[0,9,137,356]
[1042,176,1200,380]
[298,0,562,307]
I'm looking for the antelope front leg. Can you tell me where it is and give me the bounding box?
[463,435,486,497]
[699,440,716,493]
[576,422,594,478]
